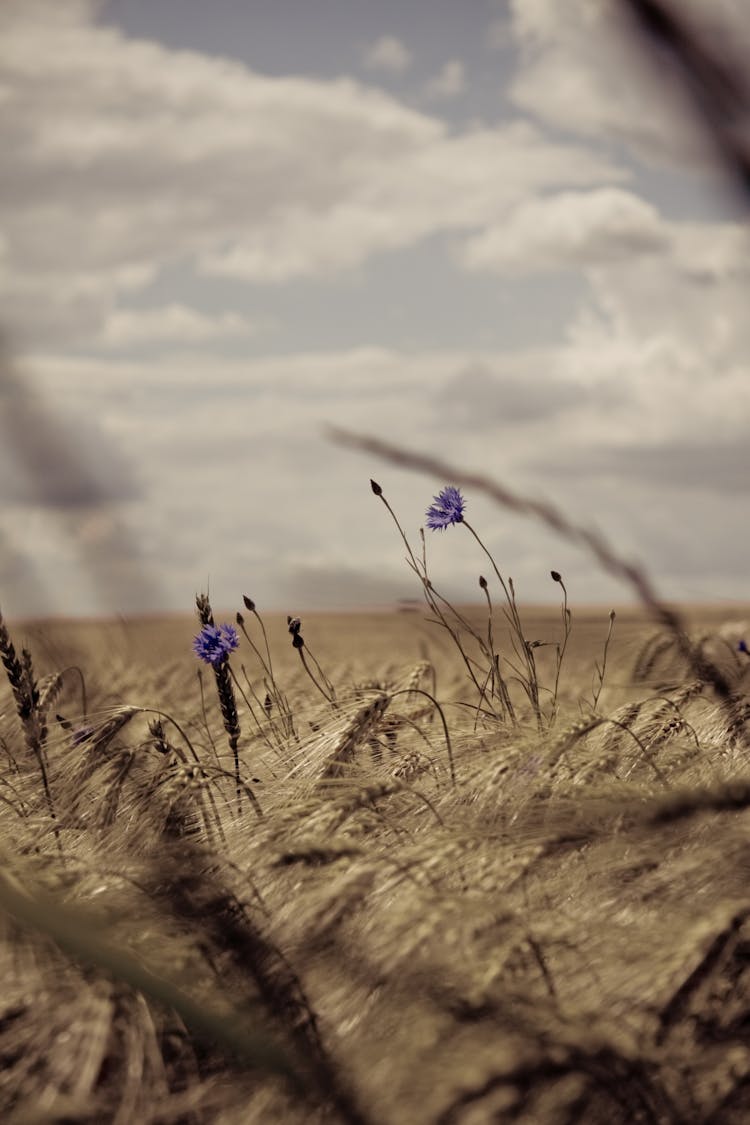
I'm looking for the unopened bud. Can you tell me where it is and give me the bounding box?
[243,595,256,612]
[370,479,383,496]
[550,570,562,583]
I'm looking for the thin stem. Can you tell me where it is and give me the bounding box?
[296,646,333,705]
[480,579,516,724]
[252,608,276,684]
[373,490,497,715]
[549,573,571,727]
[592,610,617,713]
[462,521,542,727]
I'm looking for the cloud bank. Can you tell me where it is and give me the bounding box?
[0,0,748,617]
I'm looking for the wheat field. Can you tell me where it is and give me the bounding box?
[2,585,750,1124]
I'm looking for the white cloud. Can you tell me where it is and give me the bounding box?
[23,322,750,490]
[425,60,465,99]
[97,304,257,347]
[461,188,668,273]
[459,185,750,379]
[0,1,737,340]
[362,35,413,74]
[200,123,623,282]
[550,234,750,463]
[669,223,750,283]
[0,1,622,343]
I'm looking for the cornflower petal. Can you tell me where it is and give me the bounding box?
[425,485,465,530]
[193,623,240,666]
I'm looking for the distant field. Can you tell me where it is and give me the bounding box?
[1,600,750,1123]
[14,599,749,689]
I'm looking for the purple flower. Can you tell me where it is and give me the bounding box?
[426,486,465,530]
[193,623,239,667]
[739,639,749,655]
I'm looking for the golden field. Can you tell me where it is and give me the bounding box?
[1,600,750,1124]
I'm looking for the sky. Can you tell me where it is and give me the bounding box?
[1,0,749,618]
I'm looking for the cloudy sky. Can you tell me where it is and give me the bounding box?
[1,0,749,618]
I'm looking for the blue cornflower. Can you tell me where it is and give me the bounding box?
[739,639,749,655]
[426,486,465,530]
[193,623,239,666]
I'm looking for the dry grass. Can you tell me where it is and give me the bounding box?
[1,599,750,1123]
